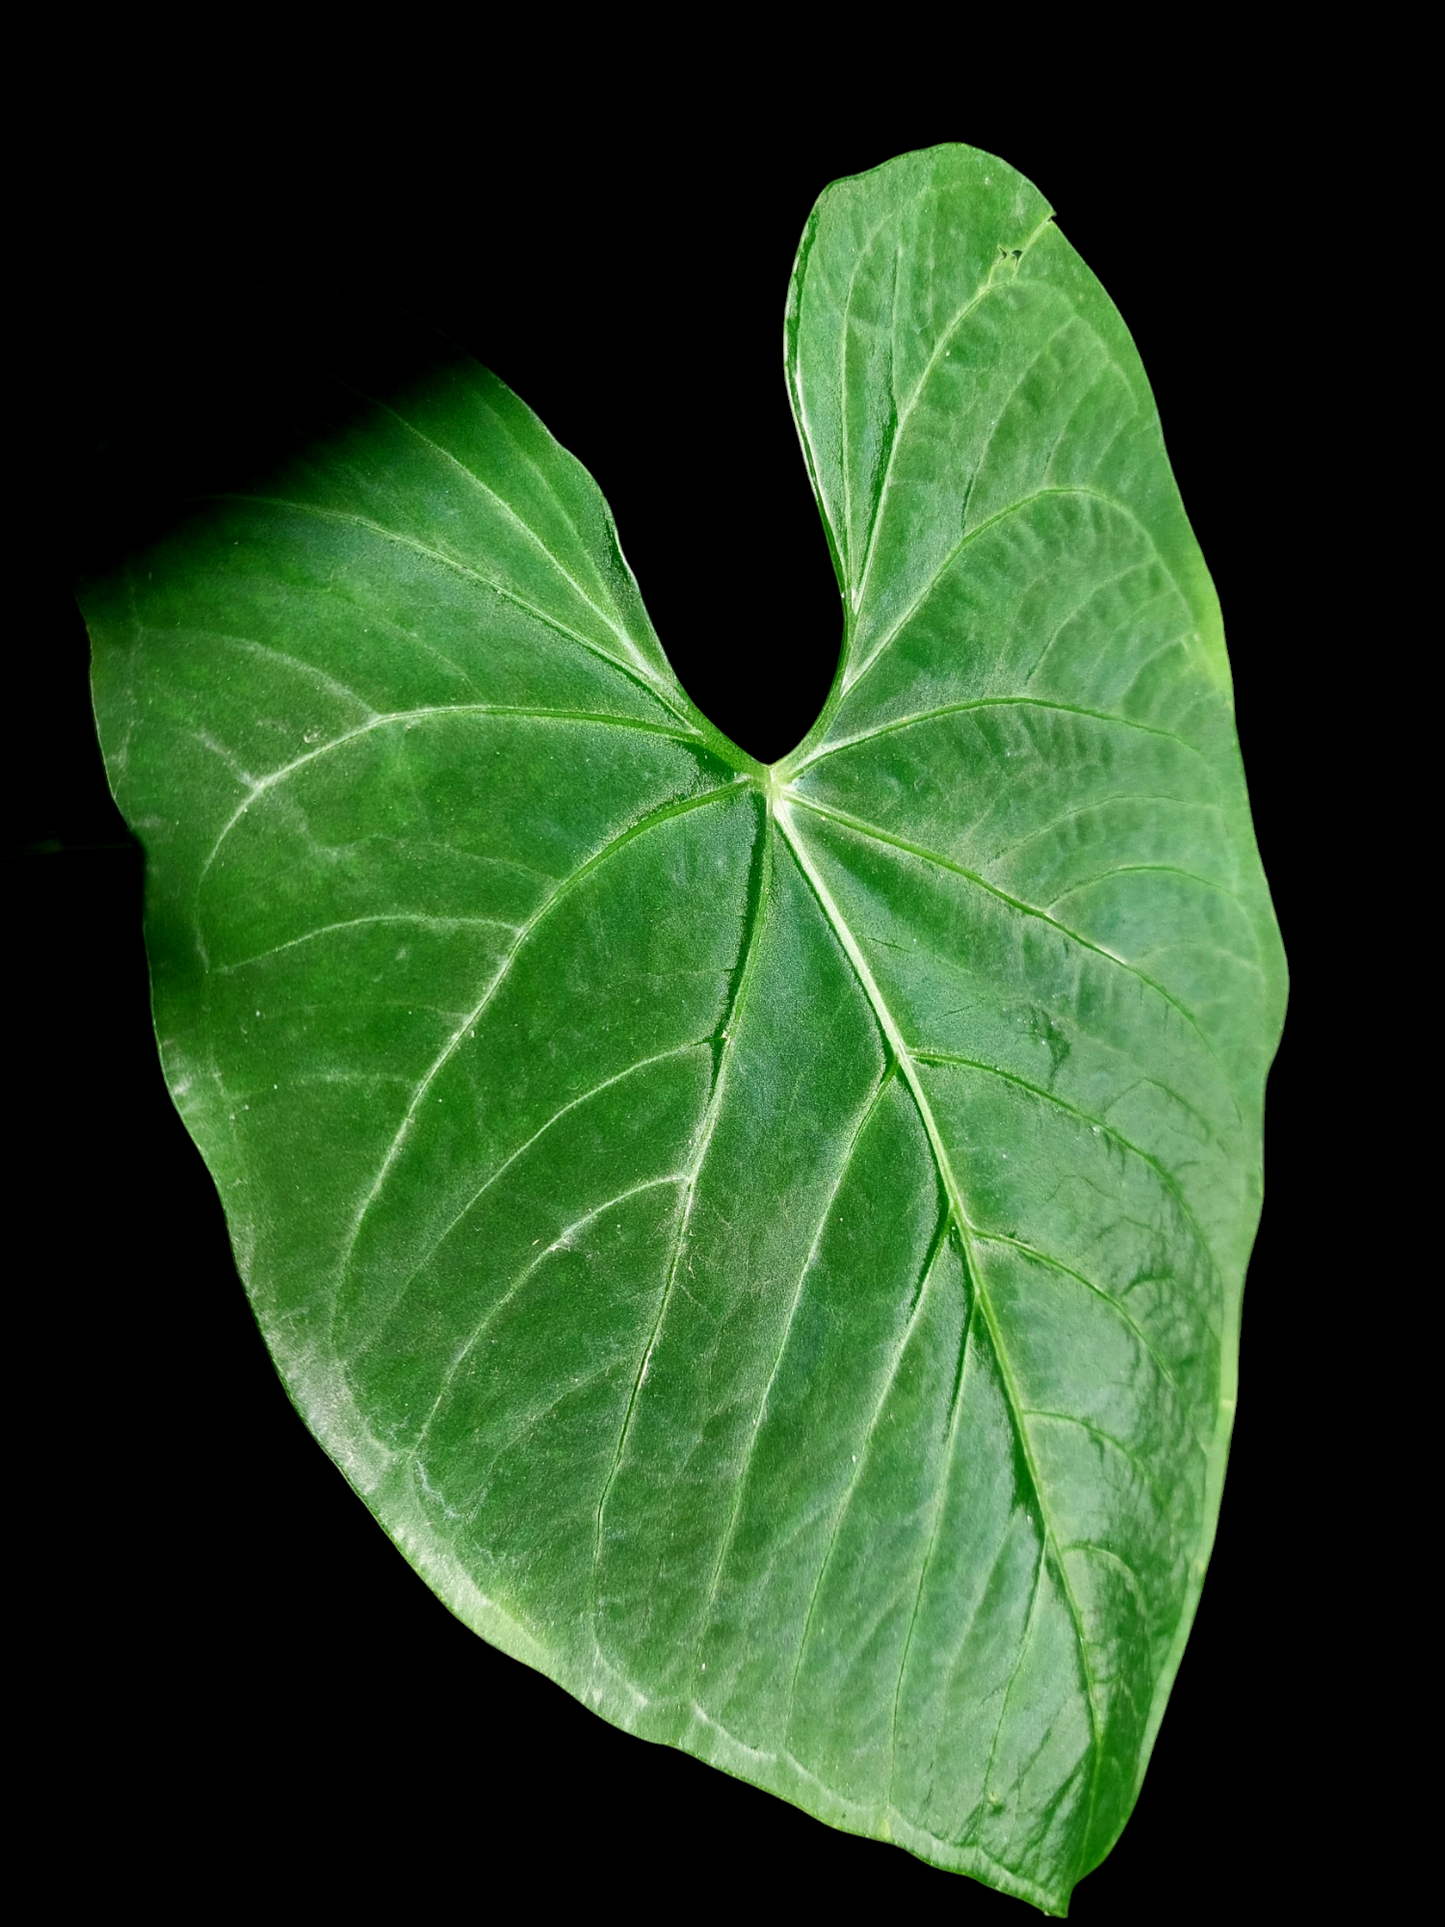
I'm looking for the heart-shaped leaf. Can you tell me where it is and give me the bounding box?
[81,144,1284,1912]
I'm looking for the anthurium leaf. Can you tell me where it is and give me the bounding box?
[81,143,1284,1913]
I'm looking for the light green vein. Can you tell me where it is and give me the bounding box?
[774,800,1107,1838]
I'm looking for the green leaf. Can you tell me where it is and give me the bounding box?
[81,143,1284,1913]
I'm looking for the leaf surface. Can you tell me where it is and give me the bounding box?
[81,144,1285,1913]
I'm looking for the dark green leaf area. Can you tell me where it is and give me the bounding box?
[84,144,1284,1915]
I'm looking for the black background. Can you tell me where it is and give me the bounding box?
[15,68,1332,1917]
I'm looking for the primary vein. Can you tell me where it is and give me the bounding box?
[224,494,692,724]
[848,211,1056,627]
[591,796,773,1599]
[331,782,744,1335]
[774,803,1106,1808]
[196,704,706,880]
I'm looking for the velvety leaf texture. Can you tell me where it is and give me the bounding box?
[82,145,1284,1912]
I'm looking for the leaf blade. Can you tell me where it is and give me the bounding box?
[82,143,1284,1913]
